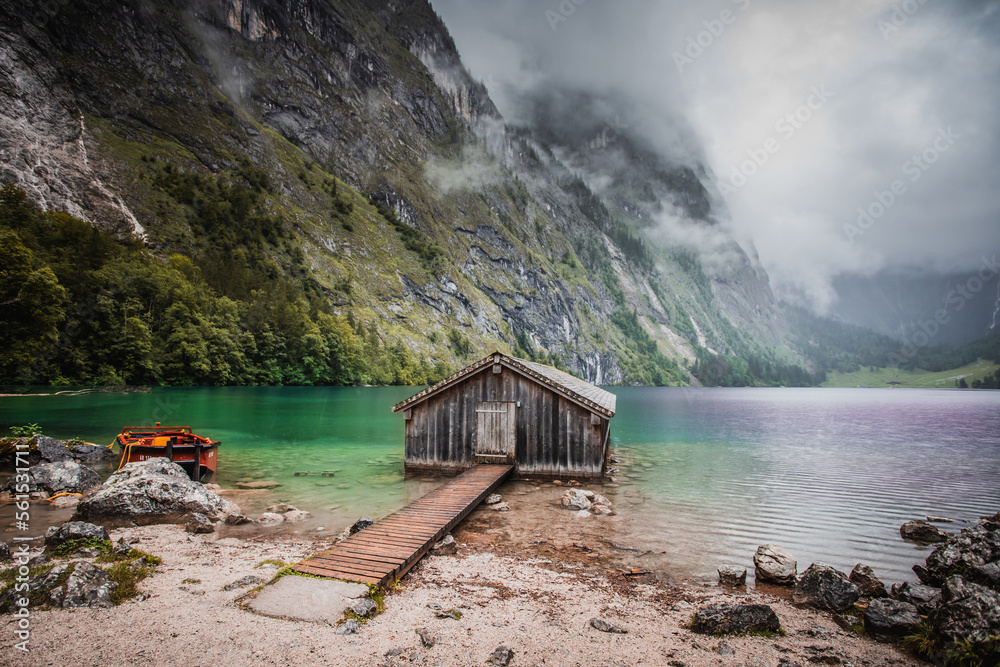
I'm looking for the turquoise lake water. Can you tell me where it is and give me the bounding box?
[2,386,998,585]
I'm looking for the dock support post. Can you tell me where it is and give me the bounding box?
[192,444,201,482]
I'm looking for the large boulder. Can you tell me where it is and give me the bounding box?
[2,460,100,496]
[864,598,922,641]
[691,604,781,635]
[891,581,942,616]
[753,544,797,585]
[64,440,116,462]
[964,561,1000,591]
[2,435,116,469]
[901,519,950,544]
[792,563,861,612]
[44,521,110,549]
[914,519,1000,587]
[932,575,1000,645]
[73,459,239,524]
[850,563,888,598]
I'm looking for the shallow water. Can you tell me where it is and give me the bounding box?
[2,386,998,585]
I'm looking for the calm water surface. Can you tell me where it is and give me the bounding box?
[2,386,998,585]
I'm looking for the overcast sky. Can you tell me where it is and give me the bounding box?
[430,0,1000,312]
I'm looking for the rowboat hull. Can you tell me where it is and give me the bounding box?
[115,426,220,482]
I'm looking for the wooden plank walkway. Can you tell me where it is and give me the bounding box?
[293,464,514,589]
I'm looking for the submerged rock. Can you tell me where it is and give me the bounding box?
[73,459,240,524]
[849,563,888,598]
[754,544,797,585]
[900,519,950,544]
[561,489,592,511]
[793,563,860,612]
[718,565,748,587]
[864,598,921,640]
[484,494,502,505]
[691,604,781,635]
[255,512,284,527]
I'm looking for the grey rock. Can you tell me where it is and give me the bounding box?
[350,517,374,534]
[2,461,100,496]
[753,544,797,585]
[282,509,311,523]
[44,521,110,549]
[73,460,240,524]
[714,641,735,657]
[718,565,747,587]
[0,541,9,561]
[793,563,861,612]
[690,604,781,635]
[415,627,436,648]
[265,503,298,513]
[900,519,950,544]
[891,581,942,615]
[0,563,67,612]
[255,512,284,527]
[965,561,1000,591]
[933,575,1000,644]
[111,538,132,556]
[57,561,116,608]
[223,575,264,591]
[488,645,514,666]
[224,513,252,525]
[490,501,511,512]
[590,617,627,633]
[66,441,116,462]
[34,435,74,463]
[561,489,592,511]
[915,520,1000,586]
[27,554,51,568]
[431,534,457,555]
[184,512,215,534]
[348,597,377,618]
[864,598,921,641]
[849,563,888,598]
[336,618,361,635]
[484,494,502,505]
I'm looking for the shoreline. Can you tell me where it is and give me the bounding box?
[2,505,924,667]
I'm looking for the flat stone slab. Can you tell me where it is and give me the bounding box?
[247,575,370,625]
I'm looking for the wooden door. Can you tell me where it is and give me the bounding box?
[475,402,516,464]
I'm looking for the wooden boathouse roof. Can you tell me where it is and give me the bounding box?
[391,352,617,419]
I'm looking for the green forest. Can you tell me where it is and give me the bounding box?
[0,182,451,387]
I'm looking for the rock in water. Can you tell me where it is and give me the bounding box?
[691,604,781,635]
[864,598,921,640]
[350,517,374,534]
[753,544,797,585]
[933,575,1000,645]
[73,459,239,524]
[719,565,748,587]
[282,509,311,523]
[793,563,860,612]
[849,563,888,598]
[484,494,502,505]
[561,489,592,511]
[44,521,110,549]
[255,512,284,527]
[901,519,950,544]
[2,460,100,496]
[914,519,1000,587]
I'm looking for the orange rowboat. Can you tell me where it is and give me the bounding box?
[114,425,220,482]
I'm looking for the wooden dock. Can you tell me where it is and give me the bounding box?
[293,464,514,589]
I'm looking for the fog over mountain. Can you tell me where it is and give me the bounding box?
[431,0,1000,323]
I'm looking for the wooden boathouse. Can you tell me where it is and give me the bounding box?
[391,352,617,480]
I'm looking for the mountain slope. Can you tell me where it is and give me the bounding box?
[0,0,812,386]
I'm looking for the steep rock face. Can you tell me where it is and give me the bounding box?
[0,0,800,384]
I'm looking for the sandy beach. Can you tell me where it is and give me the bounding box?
[2,502,924,667]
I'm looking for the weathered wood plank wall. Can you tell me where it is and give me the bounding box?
[404,365,608,479]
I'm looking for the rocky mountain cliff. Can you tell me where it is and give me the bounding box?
[0,0,809,385]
